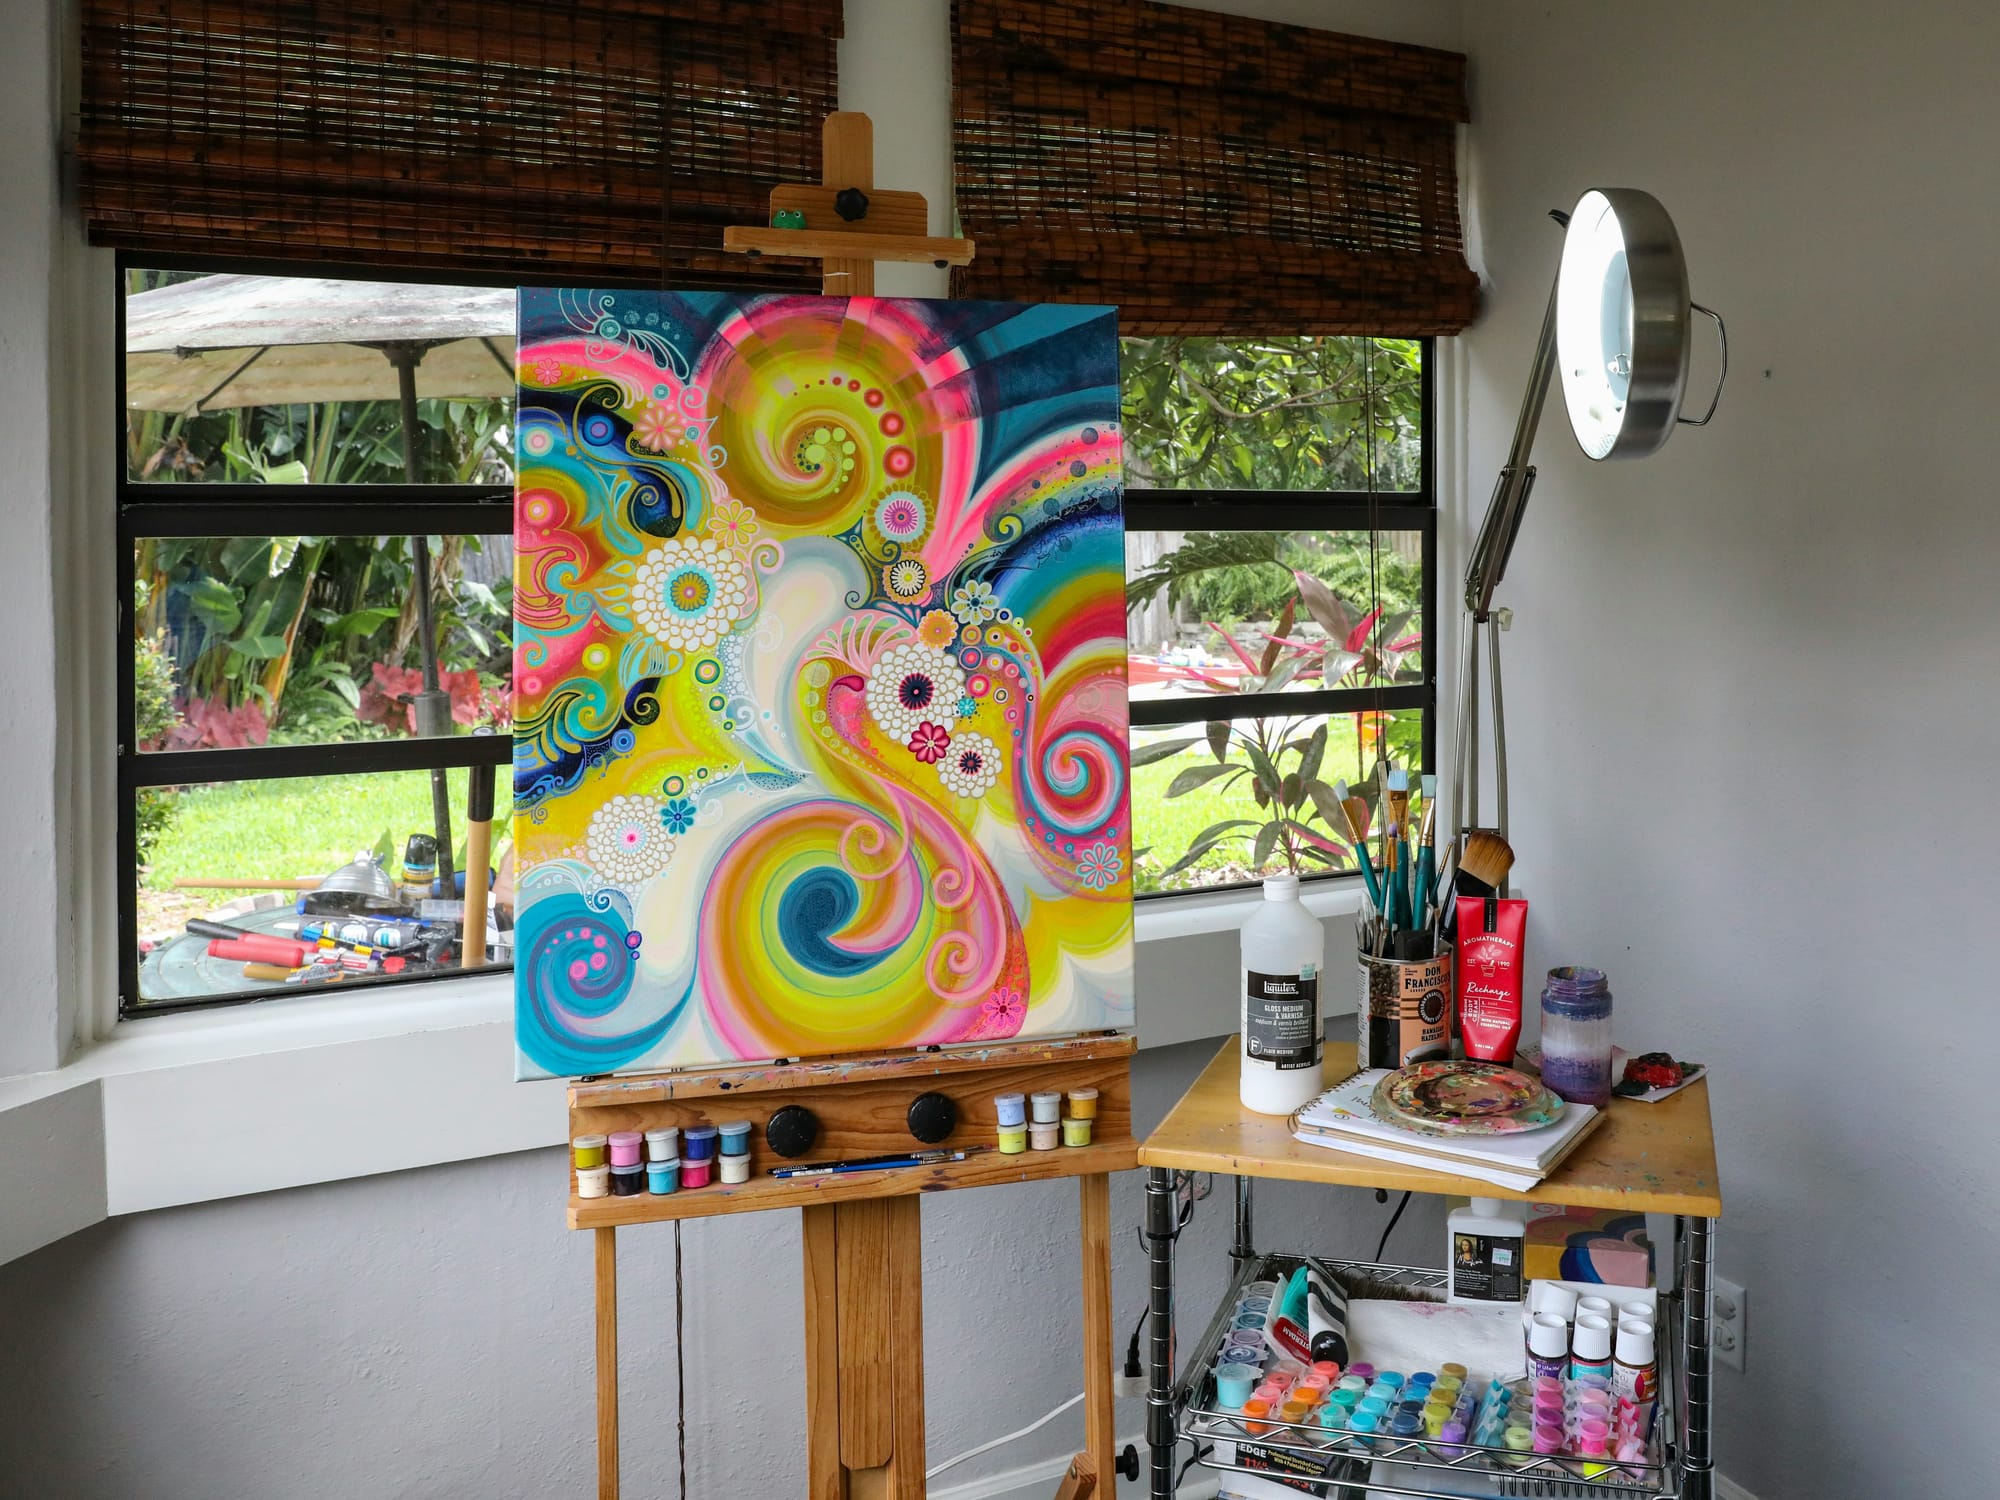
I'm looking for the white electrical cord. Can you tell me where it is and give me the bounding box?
[924,1391,1086,1481]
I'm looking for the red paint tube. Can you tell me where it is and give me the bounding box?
[205,935,311,969]
[1455,895,1527,1064]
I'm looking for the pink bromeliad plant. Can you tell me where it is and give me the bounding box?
[1134,577,1421,884]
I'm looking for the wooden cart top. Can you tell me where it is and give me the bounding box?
[1138,1039,1722,1217]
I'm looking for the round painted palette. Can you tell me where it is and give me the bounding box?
[1371,1061,1564,1136]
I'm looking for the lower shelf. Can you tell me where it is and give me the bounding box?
[1175,1252,1682,1500]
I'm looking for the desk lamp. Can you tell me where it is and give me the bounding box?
[1454,189,1729,858]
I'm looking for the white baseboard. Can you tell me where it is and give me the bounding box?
[1717,1477,1759,1500]
[928,1435,1219,1500]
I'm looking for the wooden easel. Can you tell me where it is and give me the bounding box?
[575,114,1127,1500]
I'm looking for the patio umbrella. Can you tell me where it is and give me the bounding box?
[126,273,517,898]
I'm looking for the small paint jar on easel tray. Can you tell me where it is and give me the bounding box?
[682,1125,718,1187]
[646,1158,681,1196]
[610,1162,645,1196]
[644,1127,679,1163]
[1066,1087,1099,1120]
[715,1120,753,1183]
[1062,1116,1092,1147]
[1029,1121,1060,1151]
[996,1124,1028,1155]
[572,1134,608,1170]
[607,1131,644,1168]
[576,1164,611,1199]
[1030,1090,1062,1124]
[995,1092,1027,1128]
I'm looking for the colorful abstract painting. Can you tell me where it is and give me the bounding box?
[512,291,1132,1080]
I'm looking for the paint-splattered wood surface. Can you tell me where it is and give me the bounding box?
[1138,1039,1722,1218]
[567,1032,1134,1107]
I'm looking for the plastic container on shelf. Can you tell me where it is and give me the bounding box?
[1239,874,1326,1114]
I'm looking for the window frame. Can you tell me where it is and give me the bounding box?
[114,253,521,1018]
[1122,336,1438,900]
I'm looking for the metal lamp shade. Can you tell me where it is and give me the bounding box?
[1555,188,1692,461]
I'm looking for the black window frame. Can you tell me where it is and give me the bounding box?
[1123,336,1438,901]
[115,252,525,1017]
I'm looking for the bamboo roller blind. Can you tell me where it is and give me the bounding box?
[79,0,842,287]
[951,0,1479,335]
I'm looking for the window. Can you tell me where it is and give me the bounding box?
[1121,336,1435,896]
[119,264,515,1014]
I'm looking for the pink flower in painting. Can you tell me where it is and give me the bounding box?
[981,984,1026,1035]
[1075,840,1123,891]
[633,403,679,452]
[533,356,563,386]
[907,721,951,764]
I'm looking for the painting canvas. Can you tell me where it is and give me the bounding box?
[512,290,1132,1080]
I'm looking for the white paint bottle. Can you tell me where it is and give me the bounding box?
[1446,1197,1527,1305]
[1239,874,1325,1114]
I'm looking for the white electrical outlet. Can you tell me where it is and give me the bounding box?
[1712,1276,1746,1371]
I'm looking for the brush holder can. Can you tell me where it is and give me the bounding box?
[1357,946,1453,1070]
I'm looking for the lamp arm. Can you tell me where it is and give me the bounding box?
[1461,210,1571,621]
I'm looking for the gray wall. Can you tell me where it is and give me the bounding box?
[0,1038,1443,1498]
[1461,2,2000,1495]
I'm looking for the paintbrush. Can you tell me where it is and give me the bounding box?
[1413,792,1437,932]
[1456,830,1515,895]
[1332,780,1384,918]
[1386,768,1411,931]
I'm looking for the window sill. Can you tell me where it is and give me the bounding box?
[1,890,1366,1262]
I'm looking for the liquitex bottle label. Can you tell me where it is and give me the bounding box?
[1245,965,1320,1069]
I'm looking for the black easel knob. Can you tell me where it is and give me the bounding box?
[907,1092,957,1144]
[834,187,870,222]
[765,1105,820,1158]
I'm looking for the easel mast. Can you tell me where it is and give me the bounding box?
[582,113,1126,1500]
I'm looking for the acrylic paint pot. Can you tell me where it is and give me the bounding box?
[644,1127,679,1162]
[1240,1397,1273,1437]
[1066,1087,1099,1120]
[716,1120,753,1157]
[1028,1121,1060,1150]
[1317,1402,1349,1433]
[682,1157,714,1188]
[610,1162,645,1196]
[576,1164,611,1199]
[1029,1090,1062,1124]
[1357,946,1453,1070]
[646,1158,681,1195]
[996,1124,1028,1155]
[995,1092,1027,1128]
[1215,1364,1260,1409]
[682,1124,719,1163]
[1576,1295,1614,1322]
[607,1131,643,1167]
[573,1134,608,1169]
[1061,1117,1093,1147]
[719,1153,751,1184]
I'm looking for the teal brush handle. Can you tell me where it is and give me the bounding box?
[1414,846,1436,927]
[1352,845,1384,915]
[1392,838,1411,929]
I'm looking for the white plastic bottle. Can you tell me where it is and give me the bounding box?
[1239,874,1325,1113]
[1446,1197,1527,1305]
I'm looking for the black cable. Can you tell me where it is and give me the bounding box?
[674,1219,687,1497]
[1124,1301,1149,1378]
[1175,1441,1212,1489]
[1373,1190,1413,1265]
